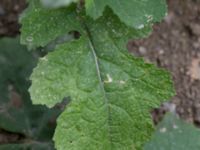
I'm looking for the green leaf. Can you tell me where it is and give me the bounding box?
[144,113,200,150]
[29,8,154,107]
[0,37,36,102]
[85,0,167,28]
[41,0,78,8]
[20,0,152,50]
[0,37,62,149]
[20,0,81,49]
[1,37,39,133]
[24,0,173,149]
[30,16,174,150]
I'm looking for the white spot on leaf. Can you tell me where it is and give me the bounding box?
[119,80,126,84]
[160,127,167,133]
[26,36,33,42]
[137,24,144,29]
[41,56,48,61]
[173,124,178,129]
[104,74,113,83]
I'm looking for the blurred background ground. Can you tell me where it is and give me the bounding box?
[0,0,26,36]
[0,0,200,143]
[129,0,200,127]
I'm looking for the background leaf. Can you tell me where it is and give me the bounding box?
[144,113,200,150]
[0,142,54,150]
[0,37,63,149]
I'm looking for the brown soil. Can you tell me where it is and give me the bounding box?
[0,0,26,37]
[129,0,200,126]
[0,0,200,143]
[0,129,24,144]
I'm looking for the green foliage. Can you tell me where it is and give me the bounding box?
[20,0,81,49]
[0,37,63,149]
[20,0,175,149]
[144,113,200,150]
[85,0,167,28]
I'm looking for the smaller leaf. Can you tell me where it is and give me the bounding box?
[144,113,200,150]
[20,0,81,49]
[0,37,63,150]
[85,0,167,28]
[41,0,78,8]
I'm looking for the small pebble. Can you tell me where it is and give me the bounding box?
[0,5,5,16]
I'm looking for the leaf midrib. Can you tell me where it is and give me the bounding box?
[84,24,113,148]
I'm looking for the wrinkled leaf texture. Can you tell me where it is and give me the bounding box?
[20,0,174,150]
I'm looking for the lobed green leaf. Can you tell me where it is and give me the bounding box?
[23,0,174,149]
[30,21,174,149]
